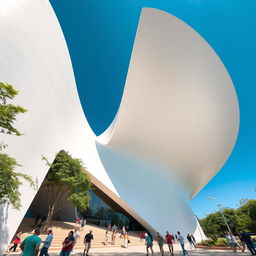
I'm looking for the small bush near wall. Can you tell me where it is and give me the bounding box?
[215,238,229,246]
[200,239,215,246]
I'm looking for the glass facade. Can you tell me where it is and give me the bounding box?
[80,188,144,231]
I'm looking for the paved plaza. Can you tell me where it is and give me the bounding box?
[65,245,249,256]
[6,244,250,256]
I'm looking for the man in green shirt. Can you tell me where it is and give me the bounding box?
[20,228,42,256]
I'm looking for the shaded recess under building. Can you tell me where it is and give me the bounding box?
[23,178,144,231]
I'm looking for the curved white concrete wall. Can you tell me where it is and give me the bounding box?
[100,8,239,198]
[0,0,117,253]
[0,2,238,254]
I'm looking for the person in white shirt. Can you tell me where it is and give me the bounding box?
[73,229,80,245]
[177,231,188,256]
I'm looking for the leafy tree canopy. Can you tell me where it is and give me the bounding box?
[0,82,27,136]
[43,150,91,212]
[0,152,34,209]
[200,199,256,240]
[42,150,91,231]
[0,82,34,209]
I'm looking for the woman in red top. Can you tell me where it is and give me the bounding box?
[59,231,75,256]
[166,231,174,255]
[9,232,22,252]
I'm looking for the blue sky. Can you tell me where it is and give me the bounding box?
[50,0,256,219]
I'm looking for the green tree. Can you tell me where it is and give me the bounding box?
[237,199,256,231]
[0,150,34,209]
[200,199,256,240]
[42,150,91,231]
[200,208,238,240]
[0,82,34,209]
[0,82,26,136]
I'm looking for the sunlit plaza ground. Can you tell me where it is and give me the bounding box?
[79,245,249,256]
[11,245,249,256]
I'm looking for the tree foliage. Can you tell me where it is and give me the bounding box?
[42,150,91,230]
[200,199,256,240]
[0,82,34,209]
[0,82,27,136]
[0,152,34,209]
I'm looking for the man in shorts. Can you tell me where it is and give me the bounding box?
[20,228,41,256]
[83,230,93,256]
[166,231,174,255]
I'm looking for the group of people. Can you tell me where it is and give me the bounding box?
[226,231,256,255]
[104,224,130,248]
[10,228,94,256]
[143,230,196,256]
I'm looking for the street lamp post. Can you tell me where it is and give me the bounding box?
[208,197,233,234]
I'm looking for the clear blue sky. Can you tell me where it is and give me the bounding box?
[50,0,256,219]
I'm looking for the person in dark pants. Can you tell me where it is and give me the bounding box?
[191,234,196,246]
[187,234,196,248]
[40,229,53,256]
[9,232,22,252]
[240,231,256,255]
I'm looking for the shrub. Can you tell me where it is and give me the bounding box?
[215,238,229,246]
[200,239,215,246]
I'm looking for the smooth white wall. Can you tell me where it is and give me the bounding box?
[0,0,116,253]
[104,8,239,197]
[0,3,237,254]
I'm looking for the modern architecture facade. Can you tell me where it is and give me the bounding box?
[0,1,239,254]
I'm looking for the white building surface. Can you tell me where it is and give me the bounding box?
[0,1,239,254]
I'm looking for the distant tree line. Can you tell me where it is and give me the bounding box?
[199,199,256,240]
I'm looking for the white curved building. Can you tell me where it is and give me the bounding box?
[0,1,239,254]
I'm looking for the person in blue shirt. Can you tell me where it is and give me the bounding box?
[145,232,154,255]
[39,230,53,256]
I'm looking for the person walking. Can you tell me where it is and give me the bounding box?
[81,218,86,231]
[104,230,109,245]
[230,233,240,252]
[156,232,164,256]
[123,232,129,248]
[73,229,80,245]
[145,232,154,255]
[9,232,22,252]
[191,234,196,247]
[59,231,75,256]
[20,228,42,256]
[225,232,236,252]
[187,234,195,249]
[166,231,174,255]
[177,231,188,256]
[120,226,126,238]
[240,231,256,255]
[238,233,246,252]
[39,229,53,256]
[83,230,93,256]
[111,224,117,245]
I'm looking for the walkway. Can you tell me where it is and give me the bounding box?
[23,245,250,256]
